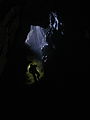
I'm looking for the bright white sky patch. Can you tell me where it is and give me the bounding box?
[25,25,48,57]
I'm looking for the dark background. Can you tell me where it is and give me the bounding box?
[0,0,89,89]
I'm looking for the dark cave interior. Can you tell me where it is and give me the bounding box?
[0,0,89,89]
